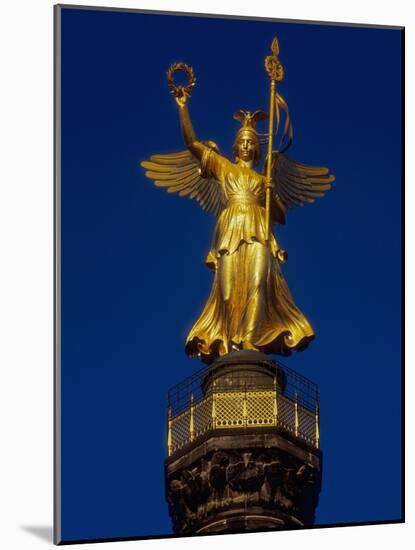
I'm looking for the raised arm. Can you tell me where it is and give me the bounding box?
[175,90,206,162]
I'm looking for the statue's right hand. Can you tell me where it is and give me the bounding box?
[175,87,190,107]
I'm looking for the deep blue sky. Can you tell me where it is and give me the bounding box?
[59,6,403,542]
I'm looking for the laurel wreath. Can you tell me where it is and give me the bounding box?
[167,63,196,98]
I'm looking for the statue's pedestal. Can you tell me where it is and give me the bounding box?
[165,351,322,535]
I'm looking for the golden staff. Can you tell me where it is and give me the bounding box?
[264,37,284,241]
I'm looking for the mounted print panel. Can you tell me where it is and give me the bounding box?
[54,4,404,544]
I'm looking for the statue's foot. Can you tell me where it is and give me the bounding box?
[218,341,229,355]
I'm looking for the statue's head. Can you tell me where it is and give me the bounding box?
[232,110,267,165]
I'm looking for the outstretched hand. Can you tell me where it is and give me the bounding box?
[175,87,190,107]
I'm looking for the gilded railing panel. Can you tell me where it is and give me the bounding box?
[245,390,275,427]
[170,408,191,453]
[215,391,245,427]
[193,393,212,437]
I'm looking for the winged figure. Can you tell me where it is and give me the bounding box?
[141,81,334,364]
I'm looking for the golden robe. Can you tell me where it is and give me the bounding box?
[185,147,314,362]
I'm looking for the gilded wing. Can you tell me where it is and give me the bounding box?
[140,147,224,217]
[269,152,335,222]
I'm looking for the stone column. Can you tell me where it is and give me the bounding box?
[165,350,322,534]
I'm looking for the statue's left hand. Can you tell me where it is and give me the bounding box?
[277,249,288,263]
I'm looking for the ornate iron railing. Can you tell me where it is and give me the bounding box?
[167,360,320,456]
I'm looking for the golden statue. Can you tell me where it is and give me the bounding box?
[141,38,334,363]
